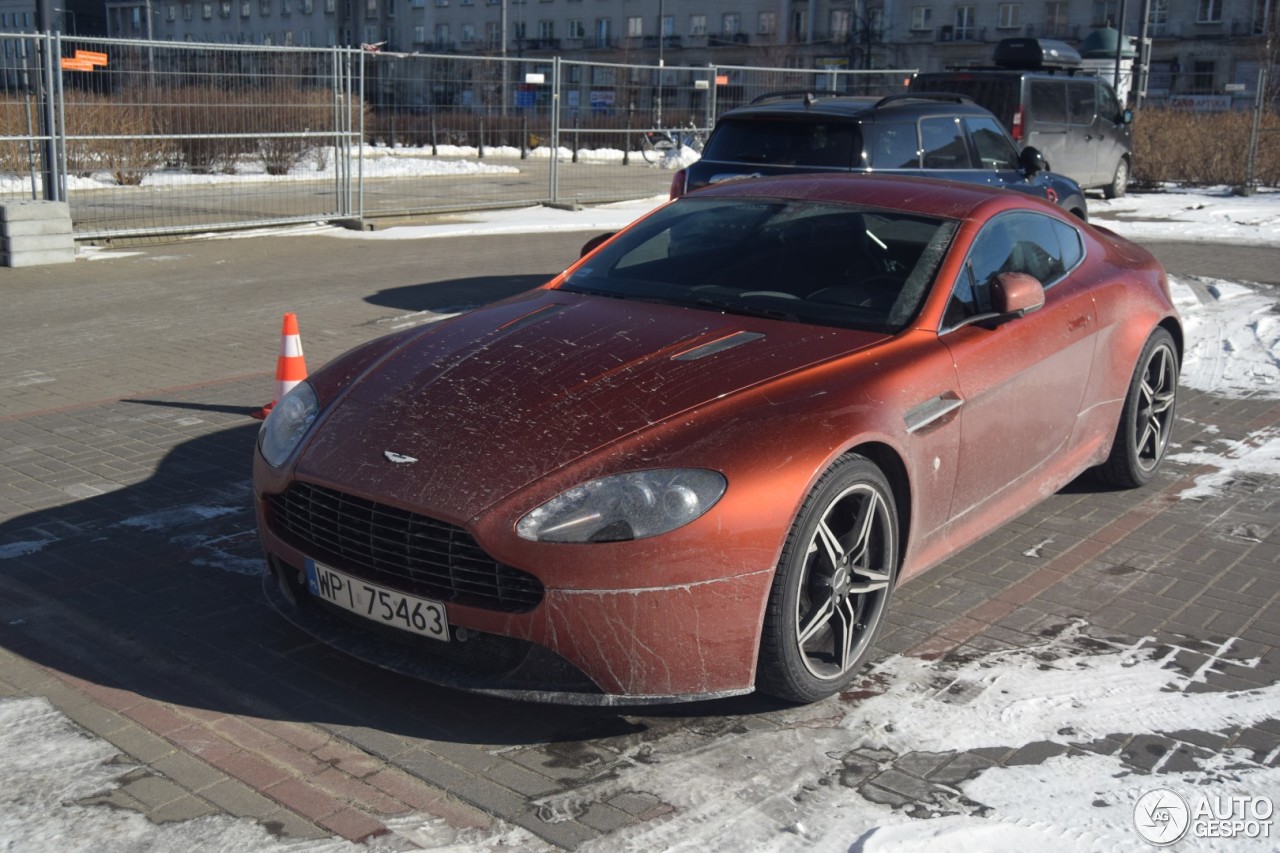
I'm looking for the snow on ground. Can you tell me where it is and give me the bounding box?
[1170,428,1280,501]
[1092,186,1280,247]
[6,623,1276,852]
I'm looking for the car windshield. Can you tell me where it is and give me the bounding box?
[561,197,958,334]
[701,118,863,168]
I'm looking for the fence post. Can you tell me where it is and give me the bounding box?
[38,32,61,202]
[623,101,633,166]
[1240,66,1267,196]
[521,112,528,159]
[572,113,580,164]
[478,116,485,158]
[707,64,717,130]
[429,111,438,156]
[550,55,561,204]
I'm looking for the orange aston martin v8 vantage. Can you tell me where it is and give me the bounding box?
[254,174,1181,705]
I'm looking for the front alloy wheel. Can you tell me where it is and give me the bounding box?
[757,455,898,703]
[1101,327,1178,487]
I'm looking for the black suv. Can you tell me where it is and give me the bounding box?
[674,92,1087,220]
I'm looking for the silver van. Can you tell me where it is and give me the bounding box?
[911,38,1134,198]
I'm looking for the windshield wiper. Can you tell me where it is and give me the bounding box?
[695,297,798,322]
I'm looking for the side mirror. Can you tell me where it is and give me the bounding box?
[580,231,616,258]
[1019,146,1050,176]
[992,271,1045,317]
[1121,108,1134,125]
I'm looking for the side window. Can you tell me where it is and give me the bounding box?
[944,211,1073,330]
[1052,218,1084,271]
[963,115,1020,170]
[1068,80,1097,125]
[1029,80,1068,123]
[1098,81,1121,123]
[919,117,972,169]
[865,122,921,169]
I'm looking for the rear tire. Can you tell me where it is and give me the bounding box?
[1100,328,1178,488]
[757,455,898,704]
[1104,158,1129,200]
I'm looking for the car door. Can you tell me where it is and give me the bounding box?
[918,115,977,181]
[939,211,1098,522]
[1066,79,1102,185]
[1025,79,1091,183]
[1091,81,1132,188]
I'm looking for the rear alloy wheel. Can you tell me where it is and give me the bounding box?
[1100,328,1178,488]
[757,455,898,703]
[1104,158,1129,199]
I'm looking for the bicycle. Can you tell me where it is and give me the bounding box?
[640,121,707,163]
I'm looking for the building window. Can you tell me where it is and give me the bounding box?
[486,21,500,47]
[954,5,974,38]
[627,16,642,37]
[1044,1,1068,36]
[722,12,741,35]
[261,0,270,14]
[301,28,311,44]
[690,14,706,36]
[325,0,334,12]
[461,22,475,41]
[182,4,193,20]
[167,4,177,20]
[595,17,610,43]
[220,0,231,15]
[1147,0,1168,34]
[758,11,776,35]
[202,2,212,18]
[911,6,932,30]
[282,0,290,15]
[1091,0,1118,27]
[435,0,446,5]
[435,22,448,43]
[661,14,672,36]
[411,24,425,41]
[241,0,250,15]
[831,9,851,39]
[567,18,583,38]
[1197,0,1222,22]
[539,19,554,39]
[301,0,312,12]
[998,3,1020,28]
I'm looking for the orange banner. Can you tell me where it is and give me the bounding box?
[76,50,108,66]
[715,75,730,86]
[60,58,94,71]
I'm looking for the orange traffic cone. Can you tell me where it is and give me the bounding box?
[251,312,308,420]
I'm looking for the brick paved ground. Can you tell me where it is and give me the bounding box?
[1,225,1277,848]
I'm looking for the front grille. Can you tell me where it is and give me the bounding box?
[266,482,544,613]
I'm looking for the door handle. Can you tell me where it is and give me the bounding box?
[905,392,964,434]
[1067,315,1089,332]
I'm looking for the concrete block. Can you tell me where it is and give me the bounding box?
[2,218,74,238]
[0,200,70,222]
[3,247,76,267]
[4,232,76,252]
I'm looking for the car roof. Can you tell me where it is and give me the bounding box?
[685,173,1039,221]
[719,92,994,122]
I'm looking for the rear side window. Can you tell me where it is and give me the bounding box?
[963,116,1020,170]
[1068,80,1097,124]
[702,118,862,168]
[865,122,921,168]
[1030,81,1068,123]
[920,117,973,169]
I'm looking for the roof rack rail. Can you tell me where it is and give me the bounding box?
[873,92,975,108]
[748,89,847,105]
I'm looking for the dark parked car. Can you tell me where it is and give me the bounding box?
[910,38,1134,198]
[255,174,1180,705]
[673,91,1089,220]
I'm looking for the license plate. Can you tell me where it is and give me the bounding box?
[305,558,449,642]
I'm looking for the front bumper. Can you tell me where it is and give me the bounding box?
[262,549,773,705]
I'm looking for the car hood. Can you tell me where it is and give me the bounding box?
[294,289,886,521]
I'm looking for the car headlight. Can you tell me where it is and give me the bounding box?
[258,381,319,468]
[517,469,727,543]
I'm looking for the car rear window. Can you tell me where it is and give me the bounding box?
[701,118,863,168]
[911,76,1020,129]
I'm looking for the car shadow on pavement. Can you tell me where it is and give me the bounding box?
[0,416,786,753]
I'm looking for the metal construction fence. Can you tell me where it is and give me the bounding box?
[0,32,913,240]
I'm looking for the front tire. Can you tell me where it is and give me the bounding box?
[1104,158,1129,199]
[1100,327,1178,488]
[757,455,898,703]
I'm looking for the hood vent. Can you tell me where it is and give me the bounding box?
[672,331,766,362]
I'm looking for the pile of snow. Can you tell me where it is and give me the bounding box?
[1170,276,1280,398]
[1093,187,1280,247]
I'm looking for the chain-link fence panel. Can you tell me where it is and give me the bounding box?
[52,37,359,239]
[0,33,57,204]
